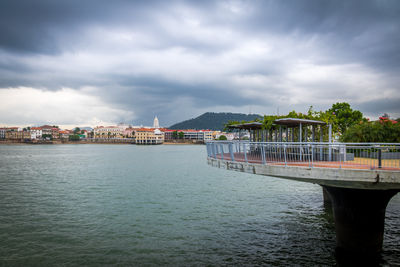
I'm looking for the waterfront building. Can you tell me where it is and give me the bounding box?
[215,132,236,140]
[30,127,43,140]
[163,129,213,142]
[0,128,6,139]
[59,130,72,139]
[134,128,164,144]
[41,125,54,136]
[5,129,31,140]
[202,130,213,141]
[52,127,60,139]
[117,123,130,131]
[94,126,124,139]
[182,130,213,141]
[123,127,135,138]
[162,129,175,140]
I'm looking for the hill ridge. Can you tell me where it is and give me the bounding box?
[169,112,262,131]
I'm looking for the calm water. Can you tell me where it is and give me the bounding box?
[0,144,399,266]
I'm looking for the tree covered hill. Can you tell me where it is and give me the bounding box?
[169,112,262,131]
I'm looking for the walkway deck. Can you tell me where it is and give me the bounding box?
[215,153,400,171]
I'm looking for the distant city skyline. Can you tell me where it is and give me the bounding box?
[0,0,399,127]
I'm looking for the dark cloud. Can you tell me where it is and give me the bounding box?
[356,97,400,118]
[0,0,399,126]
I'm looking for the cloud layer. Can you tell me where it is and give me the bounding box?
[1,0,399,127]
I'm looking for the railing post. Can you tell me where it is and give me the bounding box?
[244,143,248,163]
[300,143,303,161]
[378,147,382,169]
[284,144,287,166]
[328,124,332,161]
[261,144,266,164]
[311,144,314,167]
[229,143,235,162]
[220,144,224,160]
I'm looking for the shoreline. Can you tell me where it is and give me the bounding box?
[0,140,205,145]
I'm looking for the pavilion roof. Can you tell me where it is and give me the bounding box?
[274,118,326,127]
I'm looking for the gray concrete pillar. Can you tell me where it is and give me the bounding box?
[322,186,332,208]
[323,186,398,257]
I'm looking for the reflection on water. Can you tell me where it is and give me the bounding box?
[0,144,398,266]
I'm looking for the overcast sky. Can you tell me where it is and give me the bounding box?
[1,0,399,128]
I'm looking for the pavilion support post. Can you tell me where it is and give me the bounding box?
[299,123,302,161]
[312,125,315,142]
[299,123,302,143]
[305,126,308,142]
[328,124,332,161]
[323,186,399,258]
[320,126,323,160]
[291,127,295,142]
[279,126,282,142]
[312,126,316,161]
[285,127,289,142]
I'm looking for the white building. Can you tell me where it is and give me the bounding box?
[94,126,124,138]
[153,116,160,129]
[0,128,6,139]
[30,127,43,140]
[200,130,213,141]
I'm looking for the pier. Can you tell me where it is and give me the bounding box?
[206,137,400,258]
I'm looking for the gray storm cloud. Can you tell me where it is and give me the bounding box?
[0,0,399,126]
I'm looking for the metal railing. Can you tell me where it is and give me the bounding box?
[206,141,400,171]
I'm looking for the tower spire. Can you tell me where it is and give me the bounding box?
[153,116,160,128]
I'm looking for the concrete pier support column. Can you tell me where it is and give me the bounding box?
[322,186,332,208]
[323,186,398,256]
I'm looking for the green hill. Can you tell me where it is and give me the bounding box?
[169,112,262,131]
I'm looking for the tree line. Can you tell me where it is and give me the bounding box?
[226,102,400,143]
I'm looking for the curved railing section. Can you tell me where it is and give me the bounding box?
[206,141,400,171]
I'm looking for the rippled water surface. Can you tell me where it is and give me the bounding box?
[0,144,399,266]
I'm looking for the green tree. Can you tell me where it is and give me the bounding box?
[341,119,400,143]
[218,135,227,140]
[178,131,184,139]
[42,134,52,140]
[172,130,178,139]
[328,102,363,135]
[69,134,80,141]
[73,127,81,134]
